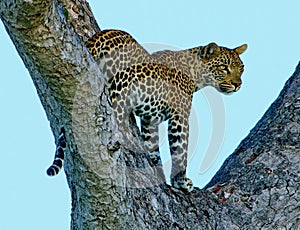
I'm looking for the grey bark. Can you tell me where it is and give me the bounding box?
[1,1,299,229]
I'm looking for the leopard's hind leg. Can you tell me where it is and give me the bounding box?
[140,120,165,183]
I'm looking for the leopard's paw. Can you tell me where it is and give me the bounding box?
[171,176,194,193]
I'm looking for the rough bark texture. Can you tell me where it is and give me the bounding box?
[1,1,299,229]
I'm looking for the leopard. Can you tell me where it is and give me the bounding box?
[47,29,247,192]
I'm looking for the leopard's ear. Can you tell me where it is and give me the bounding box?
[199,42,220,59]
[234,44,248,55]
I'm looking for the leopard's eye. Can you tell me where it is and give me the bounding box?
[218,65,230,74]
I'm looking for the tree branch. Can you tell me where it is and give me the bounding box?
[204,63,300,228]
[1,1,299,229]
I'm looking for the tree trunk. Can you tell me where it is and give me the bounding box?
[1,1,299,229]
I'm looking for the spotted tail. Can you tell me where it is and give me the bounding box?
[46,128,66,176]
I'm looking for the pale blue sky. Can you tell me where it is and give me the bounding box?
[1,1,299,229]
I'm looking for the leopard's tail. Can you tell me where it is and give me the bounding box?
[46,128,66,176]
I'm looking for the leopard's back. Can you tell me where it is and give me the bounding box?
[86,30,153,78]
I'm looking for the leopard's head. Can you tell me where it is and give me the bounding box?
[199,42,247,94]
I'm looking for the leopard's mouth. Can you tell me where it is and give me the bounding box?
[218,83,239,94]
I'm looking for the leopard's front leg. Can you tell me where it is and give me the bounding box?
[168,114,194,192]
